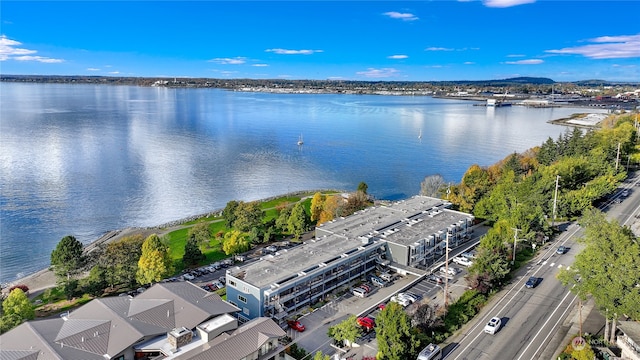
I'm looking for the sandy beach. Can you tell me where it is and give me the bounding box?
[3,226,161,298]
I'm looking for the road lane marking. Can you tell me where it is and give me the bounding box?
[549,262,555,267]
[516,290,577,360]
[449,224,584,360]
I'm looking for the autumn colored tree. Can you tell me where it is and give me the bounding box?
[222,230,250,255]
[310,192,324,222]
[136,234,174,285]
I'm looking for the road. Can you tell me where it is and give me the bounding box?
[445,173,640,360]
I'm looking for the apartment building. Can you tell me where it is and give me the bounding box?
[226,195,474,322]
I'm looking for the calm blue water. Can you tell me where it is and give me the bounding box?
[0,83,606,283]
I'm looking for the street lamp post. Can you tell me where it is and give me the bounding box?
[444,232,449,307]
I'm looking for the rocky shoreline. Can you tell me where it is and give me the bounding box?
[3,189,341,297]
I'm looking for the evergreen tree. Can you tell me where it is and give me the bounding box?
[183,234,206,266]
[376,302,421,360]
[50,235,85,282]
[288,202,310,239]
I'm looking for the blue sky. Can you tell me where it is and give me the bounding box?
[1,1,639,82]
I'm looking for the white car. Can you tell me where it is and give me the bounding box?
[439,266,459,276]
[484,317,502,335]
[390,294,412,307]
[183,273,196,281]
[452,256,473,267]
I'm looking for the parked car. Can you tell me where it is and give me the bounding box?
[218,276,226,284]
[557,246,567,255]
[287,320,305,332]
[380,272,394,282]
[377,303,386,310]
[452,256,473,267]
[183,273,196,281]
[213,281,225,289]
[525,276,541,288]
[427,274,444,284]
[357,317,376,331]
[353,287,368,298]
[439,266,459,276]
[358,284,372,293]
[390,294,411,307]
[370,275,387,287]
[484,316,502,335]
[265,245,278,253]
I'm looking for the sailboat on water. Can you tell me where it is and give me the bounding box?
[297,134,304,146]
[418,129,422,140]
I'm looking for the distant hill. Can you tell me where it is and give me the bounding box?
[432,77,556,86]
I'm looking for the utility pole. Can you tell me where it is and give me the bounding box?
[511,228,520,265]
[444,232,450,307]
[616,142,621,170]
[552,175,560,228]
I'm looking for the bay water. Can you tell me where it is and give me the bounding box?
[0,83,606,283]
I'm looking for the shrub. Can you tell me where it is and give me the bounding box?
[8,284,29,294]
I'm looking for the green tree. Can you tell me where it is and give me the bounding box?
[313,351,331,360]
[222,230,250,255]
[310,192,324,222]
[99,234,144,288]
[328,315,361,347]
[288,202,310,239]
[286,343,308,360]
[183,234,206,266]
[234,201,264,232]
[0,313,22,334]
[276,205,293,232]
[136,234,174,285]
[222,200,240,228]
[82,265,108,296]
[357,181,368,194]
[188,222,212,251]
[376,302,421,360]
[2,288,34,321]
[50,235,85,282]
[558,208,640,343]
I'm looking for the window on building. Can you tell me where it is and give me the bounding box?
[238,295,247,303]
[228,280,236,287]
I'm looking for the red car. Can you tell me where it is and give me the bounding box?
[357,317,376,331]
[287,320,306,332]
[377,303,386,310]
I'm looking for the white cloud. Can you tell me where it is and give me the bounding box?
[209,57,247,65]
[252,63,268,67]
[108,71,120,74]
[546,34,640,59]
[505,59,544,64]
[464,61,475,65]
[425,47,454,51]
[0,36,63,63]
[356,68,399,78]
[383,11,419,21]
[483,0,535,8]
[14,55,63,63]
[265,48,323,55]
[87,68,100,71]
[507,54,526,57]
[388,55,408,59]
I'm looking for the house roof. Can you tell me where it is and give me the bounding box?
[618,321,640,343]
[176,317,286,360]
[136,282,241,329]
[0,282,241,359]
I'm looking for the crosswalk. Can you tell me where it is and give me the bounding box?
[540,260,569,270]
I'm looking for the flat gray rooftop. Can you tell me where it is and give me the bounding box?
[230,234,383,289]
[229,196,471,288]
